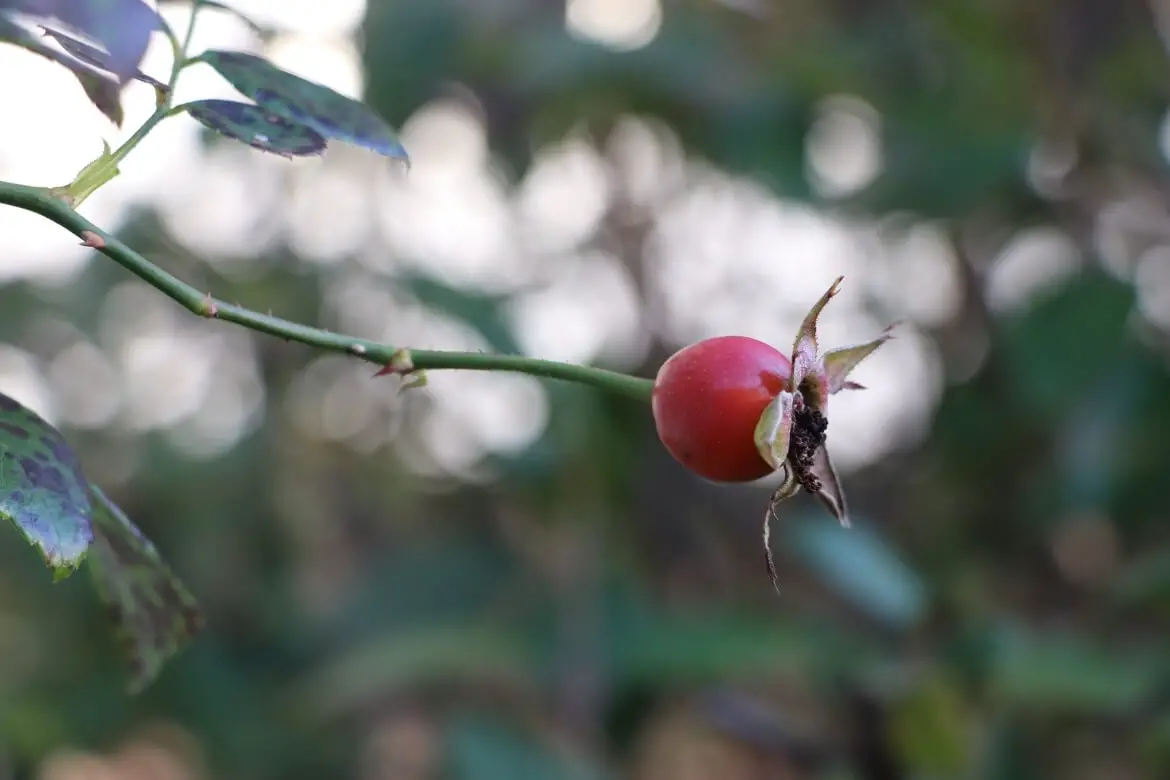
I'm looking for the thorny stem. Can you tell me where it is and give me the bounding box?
[4,4,653,401]
[0,182,656,403]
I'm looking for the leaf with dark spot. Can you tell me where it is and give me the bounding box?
[87,485,204,694]
[0,392,93,578]
[0,0,162,83]
[184,99,328,157]
[198,50,409,160]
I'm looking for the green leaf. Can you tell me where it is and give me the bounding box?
[296,625,530,719]
[890,672,974,775]
[184,99,328,157]
[613,612,862,683]
[786,516,927,630]
[1001,272,1136,423]
[197,50,409,160]
[446,715,606,780]
[0,392,93,579]
[87,485,203,694]
[990,629,1160,712]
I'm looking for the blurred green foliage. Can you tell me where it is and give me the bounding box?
[5,0,1170,779]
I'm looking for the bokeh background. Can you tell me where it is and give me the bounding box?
[4,0,1170,777]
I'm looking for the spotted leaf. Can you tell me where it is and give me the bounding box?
[0,392,93,579]
[87,485,203,694]
[0,0,161,83]
[198,50,409,160]
[185,99,328,157]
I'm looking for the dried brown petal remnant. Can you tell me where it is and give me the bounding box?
[752,276,895,591]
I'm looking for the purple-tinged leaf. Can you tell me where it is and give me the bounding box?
[0,0,162,82]
[763,464,799,593]
[753,390,795,471]
[88,486,203,693]
[40,26,166,89]
[185,99,328,157]
[823,324,896,395]
[809,445,849,528]
[1,17,118,120]
[790,276,841,410]
[198,50,409,161]
[0,392,93,579]
[0,17,141,124]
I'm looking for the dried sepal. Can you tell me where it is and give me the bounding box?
[750,275,892,593]
[823,324,896,395]
[790,276,842,410]
[763,463,800,592]
[809,445,850,528]
[753,391,796,470]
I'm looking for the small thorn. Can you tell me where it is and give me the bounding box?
[79,231,105,249]
[374,348,414,378]
[200,293,218,318]
[349,344,367,356]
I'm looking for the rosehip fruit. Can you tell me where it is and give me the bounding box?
[651,336,792,482]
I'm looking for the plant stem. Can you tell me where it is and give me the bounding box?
[111,2,202,166]
[0,181,655,403]
[108,112,168,167]
[60,4,206,206]
[180,1,205,59]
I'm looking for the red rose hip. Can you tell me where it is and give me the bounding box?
[652,336,793,482]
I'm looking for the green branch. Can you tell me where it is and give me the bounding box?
[0,181,655,402]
